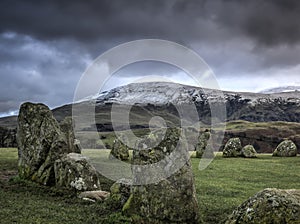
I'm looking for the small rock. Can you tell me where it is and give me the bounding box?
[78,190,110,201]
[241,145,257,158]
[273,140,297,157]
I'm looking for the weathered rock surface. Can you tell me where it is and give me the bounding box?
[109,137,129,161]
[110,178,132,209]
[17,102,101,191]
[59,117,81,153]
[225,188,300,224]
[123,128,200,224]
[273,140,297,157]
[17,102,69,185]
[223,138,242,157]
[78,190,110,202]
[195,131,213,158]
[0,126,17,147]
[241,145,257,158]
[54,153,101,191]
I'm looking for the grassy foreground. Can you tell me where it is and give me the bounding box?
[0,148,299,223]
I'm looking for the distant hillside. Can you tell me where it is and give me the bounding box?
[1,82,300,131]
[260,85,300,94]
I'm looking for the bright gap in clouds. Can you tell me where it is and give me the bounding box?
[100,61,217,92]
[99,61,300,93]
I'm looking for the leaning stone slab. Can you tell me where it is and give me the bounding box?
[225,188,300,224]
[273,139,297,157]
[122,128,200,224]
[54,153,101,191]
[17,102,69,185]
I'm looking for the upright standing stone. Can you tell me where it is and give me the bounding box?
[17,102,102,190]
[17,102,68,185]
[223,138,242,157]
[195,131,213,158]
[123,128,200,223]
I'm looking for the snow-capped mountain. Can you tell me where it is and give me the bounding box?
[95,82,300,106]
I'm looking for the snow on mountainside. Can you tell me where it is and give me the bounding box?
[94,82,300,106]
[260,86,300,94]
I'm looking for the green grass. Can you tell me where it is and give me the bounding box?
[1,148,299,223]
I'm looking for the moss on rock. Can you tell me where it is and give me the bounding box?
[226,188,300,224]
[273,140,297,157]
[241,145,257,158]
[223,138,242,157]
[122,128,200,223]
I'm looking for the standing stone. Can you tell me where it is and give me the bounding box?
[17,102,100,191]
[195,131,213,158]
[122,128,200,224]
[223,138,242,157]
[59,117,81,153]
[225,188,300,224]
[17,102,68,185]
[241,145,257,158]
[54,153,101,191]
[109,137,129,161]
[273,140,297,157]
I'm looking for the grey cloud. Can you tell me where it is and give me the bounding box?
[1,0,300,46]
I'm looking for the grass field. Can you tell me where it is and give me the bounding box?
[1,148,299,223]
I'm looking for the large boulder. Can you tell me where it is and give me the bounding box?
[241,145,257,158]
[122,128,200,224]
[109,137,129,161]
[225,188,300,224]
[195,131,213,158]
[273,140,297,157]
[17,102,69,185]
[59,117,81,153]
[54,153,101,191]
[223,138,242,157]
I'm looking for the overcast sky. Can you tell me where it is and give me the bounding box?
[1,0,300,116]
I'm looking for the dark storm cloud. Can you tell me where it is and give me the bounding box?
[1,0,300,45]
[0,0,300,115]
